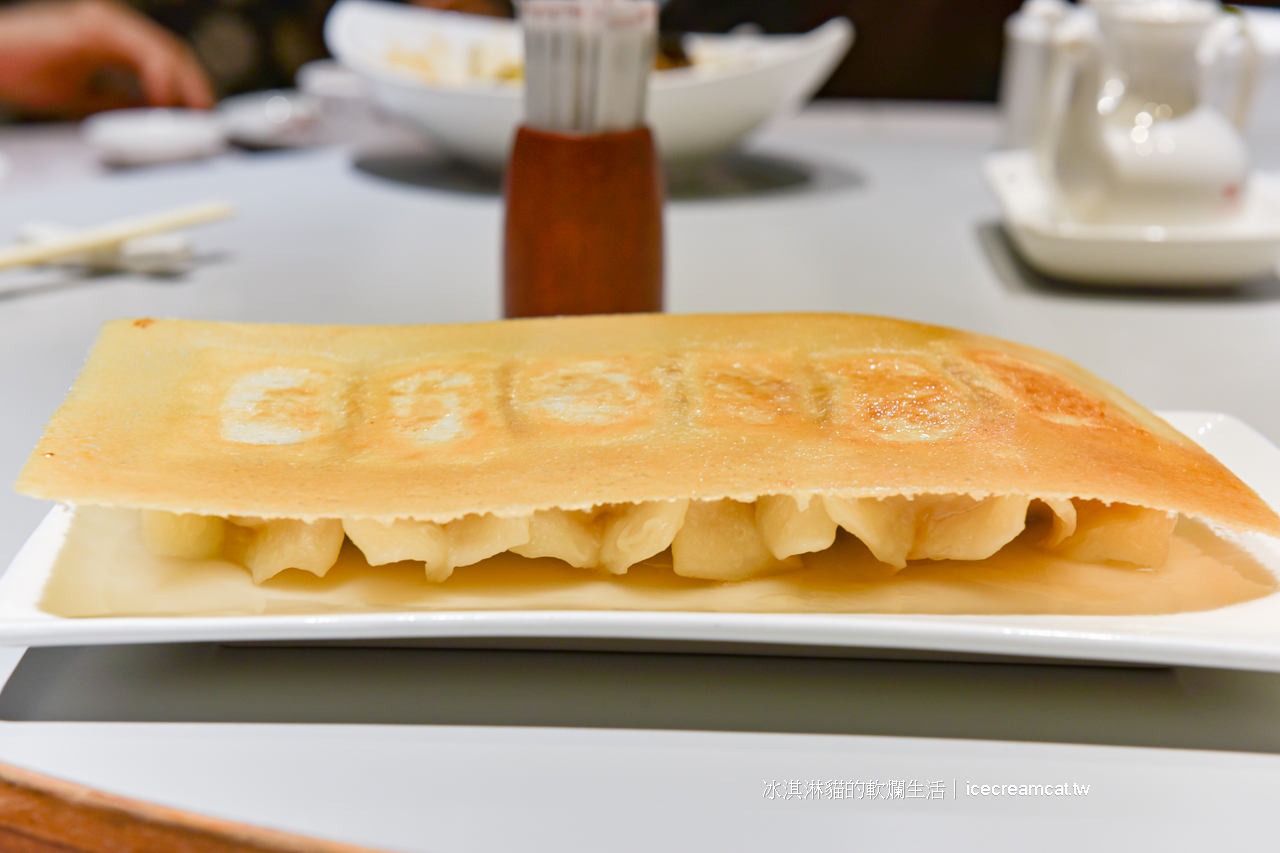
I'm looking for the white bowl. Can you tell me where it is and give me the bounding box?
[324,0,853,170]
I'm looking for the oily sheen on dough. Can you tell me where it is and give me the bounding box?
[15,314,1280,540]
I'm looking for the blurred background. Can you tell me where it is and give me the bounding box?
[14,0,1280,122]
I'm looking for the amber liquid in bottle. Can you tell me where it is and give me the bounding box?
[503,124,664,318]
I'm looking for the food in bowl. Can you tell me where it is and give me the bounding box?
[382,28,691,86]
[324,0,854,168]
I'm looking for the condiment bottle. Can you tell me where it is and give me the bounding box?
[503,0,663,317]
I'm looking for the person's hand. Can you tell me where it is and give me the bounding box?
[0,0,214,118]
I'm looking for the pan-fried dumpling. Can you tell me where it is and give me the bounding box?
[16,314,1280,585]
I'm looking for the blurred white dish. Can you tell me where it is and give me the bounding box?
[82,108,226,167]
[324,0,853,169]
[297,58,371,102]
[984,149,1280,285]
[219,89,321,148]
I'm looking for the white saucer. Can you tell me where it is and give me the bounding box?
[82,108,227,167]
[983,149,1280,286]
[218,89,321,149]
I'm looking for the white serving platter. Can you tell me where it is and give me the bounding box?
[2,412,1280,671]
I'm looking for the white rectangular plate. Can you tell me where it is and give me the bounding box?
[3,411,1280,670]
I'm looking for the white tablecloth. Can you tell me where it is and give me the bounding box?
[0,103,1277,851]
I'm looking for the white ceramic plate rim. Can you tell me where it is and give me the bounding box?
[4,412,1280,671]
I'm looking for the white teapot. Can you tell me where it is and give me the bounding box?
[1035,0,1258,225]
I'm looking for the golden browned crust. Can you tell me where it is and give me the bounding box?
[15,314,1280,537]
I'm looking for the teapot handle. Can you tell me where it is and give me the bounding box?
[1199,10,1259,132]
[1033,13,1093,187]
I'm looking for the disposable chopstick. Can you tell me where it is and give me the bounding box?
[0,200,235,271]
